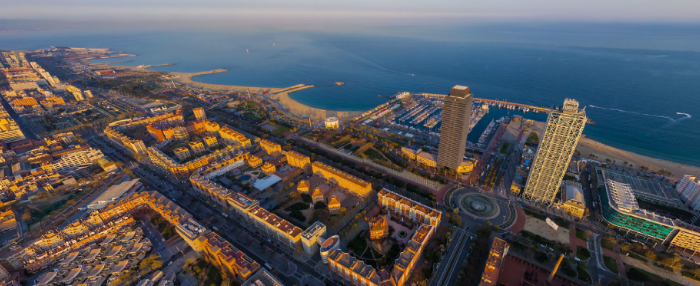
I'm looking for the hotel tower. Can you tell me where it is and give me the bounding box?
[524,99,586,205]
[437,85,473,170]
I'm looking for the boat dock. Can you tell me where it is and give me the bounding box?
[473,98,551,114]
[418,93,551,114]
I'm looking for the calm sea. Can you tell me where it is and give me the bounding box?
[1,24,699,166]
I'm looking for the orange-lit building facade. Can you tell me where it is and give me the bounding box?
[312,162,372,198]
[260,139,282,155]
[198,232,261,283]
[148,147,248,178]
[261,162,276,175]
[328,224,435,286]
[480,237,509,286]
[378,189,441,226]
[248,155,263,168]
[286,150,311,169]
[219,126,251,147]
[367,215,389,240]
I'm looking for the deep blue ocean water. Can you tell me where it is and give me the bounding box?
[1,24,699,166]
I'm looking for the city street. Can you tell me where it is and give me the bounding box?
[431,227,472,286]
[84,130,341,286]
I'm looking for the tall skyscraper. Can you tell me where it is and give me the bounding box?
[437,85,473,170]
[524,99,586,205]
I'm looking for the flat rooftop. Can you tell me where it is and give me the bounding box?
[87,178,140,209]
[253,174,281,191]
[601,168,682,206]
[606,179,639,212]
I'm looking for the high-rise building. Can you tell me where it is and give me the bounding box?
[523,99,586,205]
[437,85,473,170]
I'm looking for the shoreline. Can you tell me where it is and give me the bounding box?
[86,50,368,120]
[171,70,365,120]
[576,137,700,178]
[83,49,700,177]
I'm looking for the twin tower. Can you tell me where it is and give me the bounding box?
[437,85,586,205]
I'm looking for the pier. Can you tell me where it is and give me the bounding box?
[273,84,314,94]
[136,63,174,69]
[172,69,228,78]
[417,93,551,114]
[473,98,551,114]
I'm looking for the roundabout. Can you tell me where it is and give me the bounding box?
[458,193,501,220]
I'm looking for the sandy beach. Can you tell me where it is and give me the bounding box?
[576,137,700,178]
[170,70,283,94]
[86,52,367,120]
[171,70,364,120]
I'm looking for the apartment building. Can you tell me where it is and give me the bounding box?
[312,161,372,198]
[174,147,191,161]
[198,232,261,283]
[192,175,301,247]
[193,107,206,121]
[480,238,509,286]
[378,189,442,226]
[286,150,311,169]
[189,141,206,154]
[219,126,251,147]
[261,162,276,175]
[0,118,26,143]
[203,136,218,148]
[328,224,435,286]
[148,146,246,178]
[260,139,282,155]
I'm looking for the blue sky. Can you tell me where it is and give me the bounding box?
[3,0,700,24]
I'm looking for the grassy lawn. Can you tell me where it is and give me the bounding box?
[601,236,616,251]
[499,142,511,154]
[268,122,291,135]
[285,202,310,211]
[628,265,684,286]
[289,210,306,222]
[526,132,539,144]
[559,259,577,277]
[363,148,385,160]
[348,230,369,255]
[575,228,588,241]
[523,209,547,220]
[347,230,381,260]
[628,252,648,263]
[205,265,223,286]
[577,263,592,283]
[576,246,591,260]
[244,112,261,121]
[603,255,619,274]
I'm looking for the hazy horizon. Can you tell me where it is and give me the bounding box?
[3,0,700,26]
